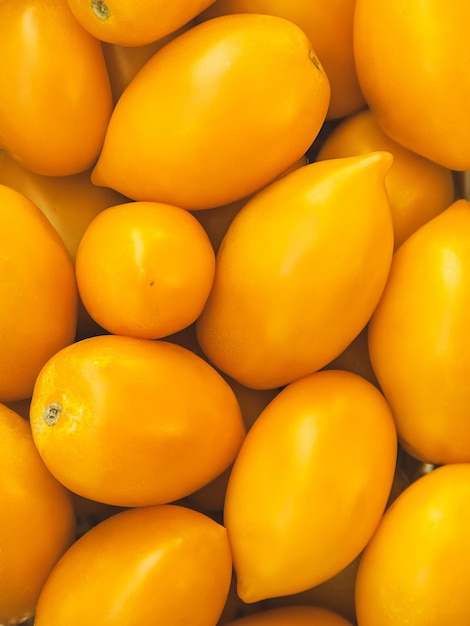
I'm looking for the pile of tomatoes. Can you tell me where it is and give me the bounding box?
[2,1,470,625]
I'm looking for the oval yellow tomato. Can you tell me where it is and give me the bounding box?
[316,108,456,250]
[197,0,365,120]
[67,0,214,46]
[0,403,76,625]
[30,334,245,507]
[224,605,355,625]
[368,199,470,464]
[355,463,470,626]
[354,0,470,170]
[34,504,232,626]
[0,184,78,403]
[92,13,330,209]
[75,201,216,339]
[224,369,397,603]
[0,0,113,176]
[196,152,393,390]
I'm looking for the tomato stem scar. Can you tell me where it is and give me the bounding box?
[43,403,62,426]
[308,49,322,71]
[91,0,110,20]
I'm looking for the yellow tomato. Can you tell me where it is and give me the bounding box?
[30,334,245,507]
[224,369,397,603]
[67,0,214,46]
[224,605,355,625]
[34,504,232,625]
[355,463,470,625]
[197,0,365,120]
[196,152,394,390]
[0,0,113,176]
[316,109,456,250]
[368,199,470,464]
[354,0,470,170]
[92,14,330,209]
[0,403,76,625]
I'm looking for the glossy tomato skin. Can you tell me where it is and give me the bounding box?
[197,0,365,120]
[224,605,355,625]
[34,504,233,626]
[196,152,394,390]
[92,13,330,209]
[356,463,470,626]
[354,0,470,170]
[224,369,397,603]
[0,403,76,625]
[369,199,470,464]
[316,108,456,250]
[0,185,78,403]
[0,0,113,176]
[29,335,245,507]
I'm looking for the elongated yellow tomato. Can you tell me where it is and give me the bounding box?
[0,0,113,176]
[34,504,232,626]
[0,404,76,625]
[224,369,397,603]
[354,0,470,170]
[67,0,214,46]
[92,14,330,209]
[316,109,456,250]
[197,0,365,120]
[196,152,394,390]
[355,463,470,626]
[368,199,470,464]
[224,605,354,625]
[29,335,245,507]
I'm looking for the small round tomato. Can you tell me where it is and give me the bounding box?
[355,463,470,625]
[224,369,397,603]
[34,504,233,625]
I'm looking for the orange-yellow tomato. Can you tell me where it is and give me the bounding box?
[224,369,397,603]
[196,152,394,390]
[0,150,128,262]
[368,199,470,464]
[75,201,216,339]
[34,504,232,625]
[354,0,470,170]
[0,403,76,625]
[29,334,245,507]
[224,605,355,626]
[0,0,113,176]
[355,463,470,625]
[67,0,215,46]
[92,13,330,209]
[0,184,78,403]
[316,108,456,249]
[197,0,365,120]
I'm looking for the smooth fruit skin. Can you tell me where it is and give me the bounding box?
[92,13,330,210]
[29,334,245,507]
[368,199,470,464]
[0,184,78,403]
[197,0,365,120]
[355,463,470,626]
[224,605,354,625]
[0,0,113,176]
[0,403,76,625]
[354,0,470,170]
[34,504,232,626]
[316,108,456,250]
[67,0,216,46]
[196,152,394,390]
[224,369,397,603]
[75,201,216,339]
